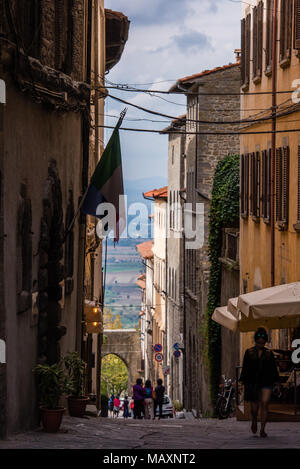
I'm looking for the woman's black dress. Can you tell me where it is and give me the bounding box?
[240,346,280,402]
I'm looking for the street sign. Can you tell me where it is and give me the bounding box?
[155,353,163,362]
[154,343,162,353]
[173,342,181,350]
[163,365,170,375]
[174,350,181,358]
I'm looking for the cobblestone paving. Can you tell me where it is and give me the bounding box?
[0,417,299,449]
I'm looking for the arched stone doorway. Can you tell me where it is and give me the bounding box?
[101,329,142,394]
[101,353,129,396]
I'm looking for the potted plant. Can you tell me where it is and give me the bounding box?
[64,351,89,418]
[34,363,67,433]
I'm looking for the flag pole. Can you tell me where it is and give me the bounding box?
[63,108,127,243]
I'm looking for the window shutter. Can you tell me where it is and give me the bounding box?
[276,147,282,222]
[266,0,274,70]
[267,149,271,221]
[253,7,258,78]
[256,151,261,217]
[241,19,246,84]
[283,146,290,224]
[280,0,287,60]
[257,1,263,75]
[262,150,266,218]
[281,0,292,60]
[241,153,250,217]
[295,0,300,49]
[246,14,251,84]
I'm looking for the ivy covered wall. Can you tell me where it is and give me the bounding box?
[205,154,240,406]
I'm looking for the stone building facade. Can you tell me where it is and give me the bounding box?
[161,116,186,403]
[0,0,129,436]
[170,60,240,414]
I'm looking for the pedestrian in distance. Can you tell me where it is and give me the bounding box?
[123,395,129,419]
[239,327,280,438]
[132,378,144,419]
[108,394,114,418]
[153,378,165,420]
[143,379,154,419]
[113,395,121,418]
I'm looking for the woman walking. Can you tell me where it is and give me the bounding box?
[108,394,114,418]
[153,378,165,420]
[143,380,154,419]
[240,327,279,438]
[132,378,144,419]
[113,395,120,418]
[123,395,129,419]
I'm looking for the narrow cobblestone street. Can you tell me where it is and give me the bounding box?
[0,417,300,449]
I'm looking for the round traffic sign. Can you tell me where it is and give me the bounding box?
[154,344,162,353]
[174,350,181,358]
[173,342,181,351]
[155,352,163,362]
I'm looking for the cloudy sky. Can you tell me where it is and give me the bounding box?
[105,0,242,184]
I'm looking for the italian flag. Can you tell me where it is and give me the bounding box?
[81,126,126,242]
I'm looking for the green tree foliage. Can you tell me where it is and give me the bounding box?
[206,154,240,408]
[101,354,128,396]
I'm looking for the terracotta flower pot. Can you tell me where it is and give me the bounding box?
[67,396,89,418]
[40,406,65,433]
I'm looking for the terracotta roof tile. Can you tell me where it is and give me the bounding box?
[143,186,168,200]
[169,62,240,92]
[136,240,153,260]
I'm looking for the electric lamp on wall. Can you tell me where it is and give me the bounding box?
[84,301,103,334]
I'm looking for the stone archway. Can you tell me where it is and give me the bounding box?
[101,353,129,395]
[101,329,142,394]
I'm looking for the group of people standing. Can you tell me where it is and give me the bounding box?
[107,378,165,420]
[132,378,165,420]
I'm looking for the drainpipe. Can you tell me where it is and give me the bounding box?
[270,0,278,287]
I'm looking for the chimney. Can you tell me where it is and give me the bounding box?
[234,48,241,63]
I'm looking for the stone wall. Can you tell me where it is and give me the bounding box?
[184,65,240,415]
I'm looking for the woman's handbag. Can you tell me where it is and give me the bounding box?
[152,390,157,400]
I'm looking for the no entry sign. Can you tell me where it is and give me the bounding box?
[155,353,163,362]
[154,343,162,353]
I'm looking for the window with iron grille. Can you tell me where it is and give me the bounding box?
[241,154,249,217]
[280,0,292,63]
[250,152,260,219]
[276,146,289,227]
[261,149,271,222]
[16,1,41,59]
[241,14,251,86]
[265,0,274,73]
[253,2,263,79]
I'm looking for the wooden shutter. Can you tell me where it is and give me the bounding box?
[241,154,249,217]
[282,146,290,224]
[257,1,263,75]
[250,152,260,218]
[276,147,282,222]
[241,19,246,84]
[276,146,290,225]
[266,0,274,70]
[295,0,300,49]
[253,7,258,78]
[246,14,251,84]
[280,0,292,60]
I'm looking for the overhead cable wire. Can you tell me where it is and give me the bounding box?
[106,93,300,125]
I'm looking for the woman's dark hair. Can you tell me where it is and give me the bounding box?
[136,378,143,385]
[157,378,163,385]
[145,379,151,387]
[254,327,268,343]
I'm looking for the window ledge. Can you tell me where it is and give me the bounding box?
[279,57,291,69]
[276,221,288,231]
[241,213,249,220]
[263,217,271,225]
[293,223,300,233]
[253,75,262,85]
[265,66,272,77]
[241,83,249,93]
[251,215,260,224]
